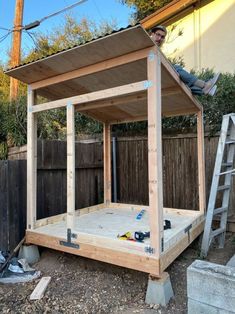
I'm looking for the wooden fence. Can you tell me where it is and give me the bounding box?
[1,135,235,250]
[116,134,234,210]
[0,160,26,251]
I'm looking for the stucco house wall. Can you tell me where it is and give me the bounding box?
[143,0,235,73]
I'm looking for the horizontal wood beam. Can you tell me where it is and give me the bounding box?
[76,86,181,113]
[109,115,148,125]
[160,220,204,272]
[35,203,106,228]
[76,91,147,112]
[163,108,198,117]
[26,231,161,276]
[30,47,151,91]
[81,111,107,123]
[160,53,203,112]
[31,81,150,113]
[162,86,182,96]
[109,203,150,211]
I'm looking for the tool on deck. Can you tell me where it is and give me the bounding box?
[117,219,171,242]
[134,231,150,242]
[117,231,135,241]
[136,209,146,220]
[164,219,171,230]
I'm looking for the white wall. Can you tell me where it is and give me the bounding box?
[162,0,235,73]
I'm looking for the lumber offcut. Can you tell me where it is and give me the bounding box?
[30,276,51,300]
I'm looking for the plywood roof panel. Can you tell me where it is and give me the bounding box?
[36,59,147,101]
[5,25,152,84]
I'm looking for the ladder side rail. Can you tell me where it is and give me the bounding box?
[201,115,230,257]
[219,120,235,247]
[208,115,231,205]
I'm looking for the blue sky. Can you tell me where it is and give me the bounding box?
[0,0,134,65]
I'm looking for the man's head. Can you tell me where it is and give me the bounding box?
[151,25,167,47]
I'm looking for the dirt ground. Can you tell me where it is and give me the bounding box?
[0,233,235,314]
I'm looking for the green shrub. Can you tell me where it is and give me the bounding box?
[162,70,235,134]
[0,97,27,145]
[199,71,235,134]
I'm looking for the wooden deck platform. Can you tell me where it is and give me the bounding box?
[26,204,204,276]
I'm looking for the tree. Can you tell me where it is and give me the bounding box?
[0,15,117,158]
[0,65,10,102]
[0,65,26,102]
[21,15,117,139]
[23,15,117,63]
[119,0,172,21]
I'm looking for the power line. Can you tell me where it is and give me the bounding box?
[0,31,13,44]
[23,0,88,30]
[41,0,87,22]
[0,0,88,45]
[23,30,38,47]
[91,0,105,22]
[0,26,11,31]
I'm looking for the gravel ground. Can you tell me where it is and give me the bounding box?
[0,233,235,314]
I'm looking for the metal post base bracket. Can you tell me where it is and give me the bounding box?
[60,228,80,249]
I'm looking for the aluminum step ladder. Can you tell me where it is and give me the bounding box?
[201,113,235,258]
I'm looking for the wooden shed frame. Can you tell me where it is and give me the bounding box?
[6,25,205,277]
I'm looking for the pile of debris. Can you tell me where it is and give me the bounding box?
[0,239,40,284]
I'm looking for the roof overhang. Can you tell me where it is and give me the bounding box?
[5,24,202,122]
[5,25,153,84]
[141,0,200,29]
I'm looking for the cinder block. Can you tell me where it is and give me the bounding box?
[187,260,235,313]
[145,272,174,306]
[188,298,234,314]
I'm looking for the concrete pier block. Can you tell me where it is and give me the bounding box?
[187,260,235,313]
[18,244,40,264]
[145,272,174,306]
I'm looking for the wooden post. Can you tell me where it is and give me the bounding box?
[27,86,37,229]
[103,122,111,205]
[67,103,75,230]
[147,48,164,259]
[10,0,24,101]
[197,110,206,214]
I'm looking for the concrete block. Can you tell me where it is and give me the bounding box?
[18,245,40,264]
[187,260,235,313]
[145,272,174,306]
[188,298,234,314]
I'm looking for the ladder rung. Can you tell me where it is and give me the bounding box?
[221,162,233,167]
[217,185,231,191]
[210,227,226,239]
[217,169,235,176]
[214,206,228,215]
[225,140,235,145]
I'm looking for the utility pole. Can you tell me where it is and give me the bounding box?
[10,0,24,101]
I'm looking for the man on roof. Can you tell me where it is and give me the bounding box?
[151,25,220,96]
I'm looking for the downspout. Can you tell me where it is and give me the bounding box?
[112,137,117,202]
